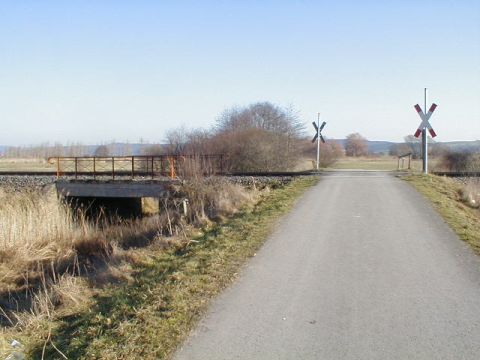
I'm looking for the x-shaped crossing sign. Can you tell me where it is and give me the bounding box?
[312,121,327,143]
[414,103,437,138]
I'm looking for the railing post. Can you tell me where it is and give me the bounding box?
[112,157,115,180]
[93,157,96,180]
[169,157,175,179]
[75,157,78,179]
[131,156,135,179]
[56,157,60,179]
[151,156,154,179]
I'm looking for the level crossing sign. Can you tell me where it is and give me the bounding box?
[414,103,437,138]
[312,121,326,143]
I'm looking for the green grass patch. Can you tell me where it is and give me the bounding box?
[403,174,480,255]
[25,177,317,359]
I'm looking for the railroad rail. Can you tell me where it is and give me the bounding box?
[1,168,479,178]
[432,171,480,177]
[0,170,318,178]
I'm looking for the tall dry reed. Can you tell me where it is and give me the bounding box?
[0,188,91,263]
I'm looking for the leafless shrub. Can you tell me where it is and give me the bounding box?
[164,102,305,172]
[345,133,368,157]
[300,139,343,167]
[174,178,257,225]
[439,151,480,172]
[212,103,304,171]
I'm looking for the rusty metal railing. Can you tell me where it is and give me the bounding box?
[47,154,224,180]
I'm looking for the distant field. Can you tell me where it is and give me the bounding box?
[327,156,440,171]
[1,156,444,173]
[0,158,55,172]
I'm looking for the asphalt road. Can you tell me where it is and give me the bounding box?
[174,171,480,360]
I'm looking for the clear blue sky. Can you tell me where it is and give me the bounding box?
[0,0,479,145]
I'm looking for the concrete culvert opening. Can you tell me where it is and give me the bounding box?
[65,196,144,220]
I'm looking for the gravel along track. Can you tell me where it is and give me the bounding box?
[0,174,295,192]
[0,175,57,191]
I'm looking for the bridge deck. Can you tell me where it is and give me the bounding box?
[56,180,172,198]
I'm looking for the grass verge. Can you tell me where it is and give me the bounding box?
[403,174,480,255]
[20,176,317,359]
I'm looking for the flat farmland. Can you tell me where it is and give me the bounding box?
[0,158,55,172]
[327,156,440,171]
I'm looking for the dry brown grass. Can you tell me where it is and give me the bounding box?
[0,187,96,292]
[179,178,257,224]
[0,158,54,172]
[0,177,255,345]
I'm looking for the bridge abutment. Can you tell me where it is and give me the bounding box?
[56,180,171,219]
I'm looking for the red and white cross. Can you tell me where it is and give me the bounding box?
[414,103,437,138]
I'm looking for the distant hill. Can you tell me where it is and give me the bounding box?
[0,143,170,157]
[441,140,480,152]
[332,139,396,154]
[1,140,479,158]
[330,139,480,155]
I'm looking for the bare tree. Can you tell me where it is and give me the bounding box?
[300,138,343,167]
[345,133,368,157]
[165,127,189,154]
[141,144,166,156]
[213,102,305,171]
[94,145,110,157]
[403,135,421,159]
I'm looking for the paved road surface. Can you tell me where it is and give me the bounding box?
[174,171,480,359]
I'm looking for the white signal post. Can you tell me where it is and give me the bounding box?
[413,88,438,174]
[316,113,320,170]
[311,113,326,171]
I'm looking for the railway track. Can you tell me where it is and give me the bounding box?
[0,170,319,177]
[432,171,480,177]
[1,170,478,178]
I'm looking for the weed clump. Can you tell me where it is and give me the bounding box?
[459,179,480,209]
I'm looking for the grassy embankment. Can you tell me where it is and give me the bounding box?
[404,175,480,255]
[1,177,317,359]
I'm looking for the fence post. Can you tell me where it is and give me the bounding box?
[93,157,96,180]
